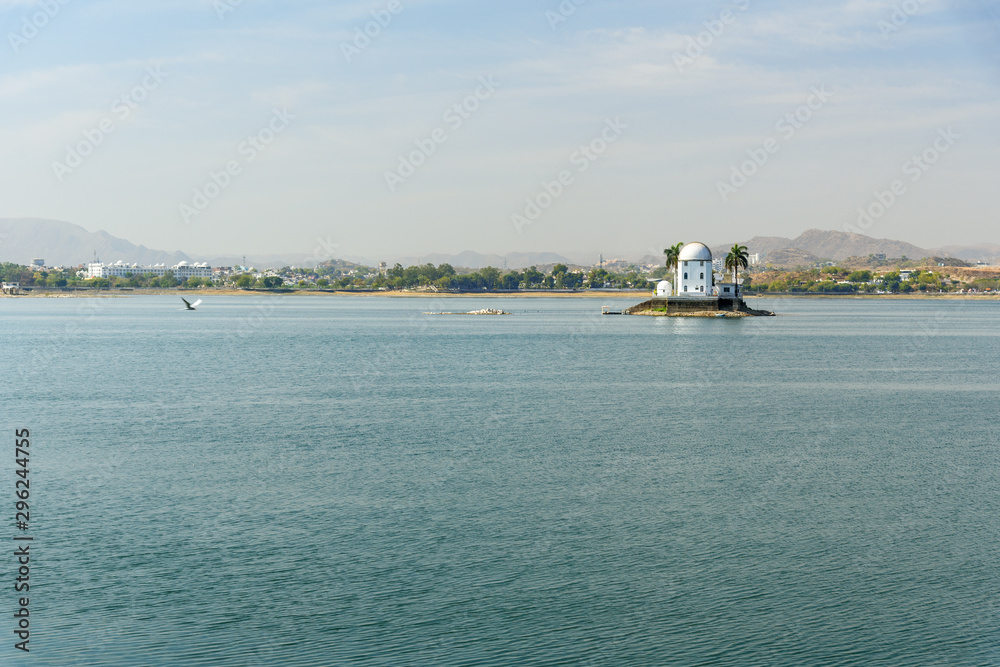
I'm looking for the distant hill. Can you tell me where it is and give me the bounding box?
[390,250,573,270]
[0,218,192,267]
[4,217,995,271]
[0,218,369,269]
[199,253,375,269]
[764,248,822,266]
[711,229,931,266]
[791,229,928,261]
[928,243,1000,263]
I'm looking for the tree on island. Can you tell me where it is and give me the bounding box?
[663,243,683,270]
[725,244,749,293]
[663,243,683,295]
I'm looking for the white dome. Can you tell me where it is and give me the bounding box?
[678,242,712,261]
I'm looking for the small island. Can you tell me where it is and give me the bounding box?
[424,308,510,315]
[625,242,775,317]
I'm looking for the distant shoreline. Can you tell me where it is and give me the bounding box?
[3,289,998,300]
[4,289,645,298]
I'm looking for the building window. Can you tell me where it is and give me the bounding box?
[684,272,688,279]
[700,273,704,279]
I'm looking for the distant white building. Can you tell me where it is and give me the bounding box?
[85,261,213,280]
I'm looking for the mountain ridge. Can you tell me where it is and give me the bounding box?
[710,229,931,263]
[2,218,996,269]
[0,218,193,267]
[389,250,574,270]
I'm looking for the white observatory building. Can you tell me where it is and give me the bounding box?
[627,240,761,315]
[676,242,713,295]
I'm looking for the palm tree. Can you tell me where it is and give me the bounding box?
[725,244,749,293]
[662,242,683,295]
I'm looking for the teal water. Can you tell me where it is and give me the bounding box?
[2,295,999,666]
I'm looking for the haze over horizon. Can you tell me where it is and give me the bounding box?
[3,1,999,261]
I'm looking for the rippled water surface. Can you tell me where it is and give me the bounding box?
[3,295,999,665]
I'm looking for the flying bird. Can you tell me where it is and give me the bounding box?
[182,298,202,311]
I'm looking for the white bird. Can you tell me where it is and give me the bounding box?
[182,298,203,310]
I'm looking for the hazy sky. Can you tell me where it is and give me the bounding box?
[2,0,999,262]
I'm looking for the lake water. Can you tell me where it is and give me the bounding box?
[2,295,999,666]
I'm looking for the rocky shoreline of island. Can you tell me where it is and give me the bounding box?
[623,298,776,317]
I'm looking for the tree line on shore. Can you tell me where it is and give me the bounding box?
[3,260,996,294]
[753,267,998,293]
[0,263,212,289]
[369,263,650,290]
[0,261,652,291]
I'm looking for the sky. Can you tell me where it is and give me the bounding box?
[2,0,999,263]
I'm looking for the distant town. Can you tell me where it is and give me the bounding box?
[2,251,999,295]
